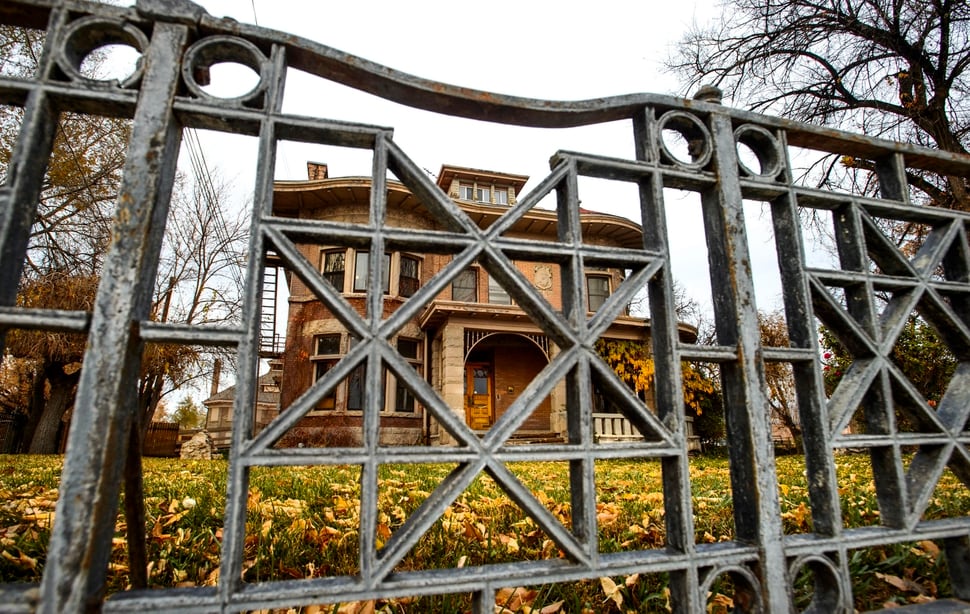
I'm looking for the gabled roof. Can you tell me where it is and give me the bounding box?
[204,369,280,406]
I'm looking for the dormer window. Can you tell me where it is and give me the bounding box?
[438,165,527,208]
[459,182,496,204]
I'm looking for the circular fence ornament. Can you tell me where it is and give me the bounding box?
[734,124,784,180]
[657,110,713,170]
[789,554,846,613]
[55,16,149,88]
[181,36,269,106]
[700,564,765,613]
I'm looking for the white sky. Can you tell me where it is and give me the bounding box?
[167,0,801,322]
[116,0,820,381]
[107,0,834,402]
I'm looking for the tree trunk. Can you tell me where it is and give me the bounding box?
[124,410,148,589]
[28,365,79,454]
[770,401,803,453]
[19,362,47,453]
[124,379,166,588]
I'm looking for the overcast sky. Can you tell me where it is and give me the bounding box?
[116,0,804,342]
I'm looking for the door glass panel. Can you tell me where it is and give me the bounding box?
[473,367,489,395]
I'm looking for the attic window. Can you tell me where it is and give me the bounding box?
[459,183,495,203]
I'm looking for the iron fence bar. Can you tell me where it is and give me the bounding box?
[218,36,287,605]
[634,105,702,613]
[1,0,970,611]
[0,6,64,352]
[702,109,790,611]
[832,201,911,531]
[38,17,188,612]
[769,132,853,609]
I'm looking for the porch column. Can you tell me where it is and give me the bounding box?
[438,323,466,445]
[547,343,567,437]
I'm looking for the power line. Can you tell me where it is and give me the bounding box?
[182,129,245,293]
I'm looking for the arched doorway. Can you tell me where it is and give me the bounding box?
[464,333,551,432]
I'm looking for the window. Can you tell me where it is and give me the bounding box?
[459,183,493,203]
[452,268,478,302]
[346,362,365,410]
[587,275,610,312]
[346,337,365,411]
[399,255,420,298]
[322,250,346,291]
[475,186,490,203]
[311,333,341,410]
[494,188,508,205]
[346,337,385,411]
[488,274,511,305]
[394,338,422,413]
[353,251,391,293]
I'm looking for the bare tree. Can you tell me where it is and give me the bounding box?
[0,26,130,276]
[138,170,248,425]
[125,170,247,588]
[668,0,970,210]
[759,311,802,447]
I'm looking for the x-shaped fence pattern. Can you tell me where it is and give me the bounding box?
[1,1,970,612]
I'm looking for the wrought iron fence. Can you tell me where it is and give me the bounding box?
[1,0,970,612]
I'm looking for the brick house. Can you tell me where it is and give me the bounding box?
[233,162,699,448]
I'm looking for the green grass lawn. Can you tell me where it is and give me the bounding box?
[0,453,967,612]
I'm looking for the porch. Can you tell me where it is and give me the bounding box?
[593,413,702,452]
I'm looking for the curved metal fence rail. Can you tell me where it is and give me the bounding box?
[1,1,970,612]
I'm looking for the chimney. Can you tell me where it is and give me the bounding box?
[307,161,328,180]
[210,358,222,397]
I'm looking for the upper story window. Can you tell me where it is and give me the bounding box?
[322,249,418,297]
[452,268,478,302]
[322,250,345,291]
[459,182,502,204]
[352,251,391,294]
[587,275,611,312]
[399,255,420,298]
[488,274,511,305]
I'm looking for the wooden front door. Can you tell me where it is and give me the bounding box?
[464,363,493,430]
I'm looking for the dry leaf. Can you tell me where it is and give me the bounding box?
[600,577,623,608]
[498,534,519,553]
[496,587,538,611]
[539,601,564,614]
[876,572,925,595]
[917,540,941,558]
[709,593,734,609]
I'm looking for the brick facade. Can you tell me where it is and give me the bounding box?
[231,164,660,447]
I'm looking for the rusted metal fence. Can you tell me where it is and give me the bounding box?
[2,0,970,612]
